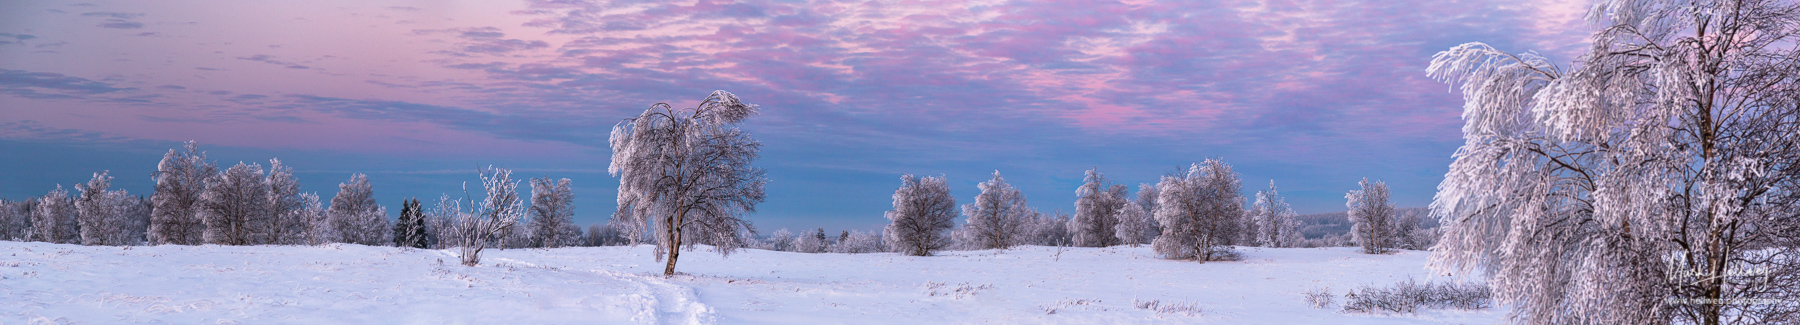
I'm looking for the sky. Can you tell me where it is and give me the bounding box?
[0,0,1592,232]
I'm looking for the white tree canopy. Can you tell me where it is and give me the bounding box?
[961,170,1032,250]
[610,90,767,276]
[1426,0,1800,323]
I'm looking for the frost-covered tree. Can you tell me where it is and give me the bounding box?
[1113,200,1154,247]
[1023,210,1073,247]
[262,159,305,245]
[1152,160,1244,262]
[1069,168,1128,247]
[293,193,328,245]
[610,90,767,276]
[1346,178,1395,254]
[201,162,268,245]
[1250,180,1301,248]
[1426,1,1800,323]
[32,186,78,244]
[0,199,31,241]
[1135,183,1162,239]
[76,171,136,246]
[830,229,887,253]
[794,228,828,253]
[961,170,1032,250]
[528,177,575,248]
[327,174,389,246]
[149,141,215,245]
[885,174,957,256]
[393,198,428,248]
[441,167,525,266]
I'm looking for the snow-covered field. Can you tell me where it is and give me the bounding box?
[0,241,1503,324]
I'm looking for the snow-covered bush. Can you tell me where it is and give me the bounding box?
[961,170,1032,250]
[149,141,215,245]
[327,174,390,246]
[830,229,886,253]
[793,228,828,253]
[1068,168,1126,247]
[884,174,957,256]
[527,177,575,248]
[1151,160,1244,261]
[1304,287,1334,309]
[1340,279,1490,314]
[438,167,526,266]
[1345,178,1394,254]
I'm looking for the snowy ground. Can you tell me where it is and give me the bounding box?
[0,241,1504,324]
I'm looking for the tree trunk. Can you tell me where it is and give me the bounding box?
[663,209,685,277]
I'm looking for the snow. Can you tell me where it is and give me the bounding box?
[0,241,1504,324]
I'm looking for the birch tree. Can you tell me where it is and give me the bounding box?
[528,177,575,248]
[1346,178,1395,254]
[263,159,305,245]
[610,90,767,276]
[1251,180,1301,248]
[76,171,135,246]
[32,186,77,244]
[0,199,30,241]
[884,174,957,256]
[1152,159,1244,262]
[1069,168,1128,247]
[1426,1,1800,323]
[961,170,1031,250]
[202,162,268,245]
[149,141,215,245]
[327,174,389,246]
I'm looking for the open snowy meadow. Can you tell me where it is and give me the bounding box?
[1,241,1502,324]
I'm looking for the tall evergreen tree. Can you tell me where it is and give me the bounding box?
[393,198,427,248]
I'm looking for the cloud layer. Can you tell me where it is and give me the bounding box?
[0,0,1593,229]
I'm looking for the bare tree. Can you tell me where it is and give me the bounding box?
[1426,1,1800,323]
[962,170,1032,250]
[149,141,215,245]
[1152,160,1244,262]
[884,174,957,256]
[441,167,525,266]
[528,177,575,248]
[1070,168,1128,247]
[202,162,268,245]
[610,90,767,276]
[1346,178,1395,254]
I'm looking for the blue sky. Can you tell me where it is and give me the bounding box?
[0,0,1591,232]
